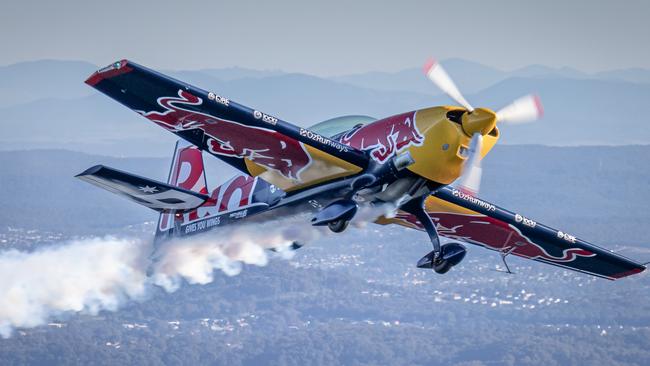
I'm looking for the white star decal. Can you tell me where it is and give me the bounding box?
[138,185,158,193]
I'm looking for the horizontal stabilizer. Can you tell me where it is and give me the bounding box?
[76,165,210,212]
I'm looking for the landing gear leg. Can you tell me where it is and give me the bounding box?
[401,195,441,260]
[401,195,467,274]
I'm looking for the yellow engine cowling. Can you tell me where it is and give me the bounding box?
[405,106,499,185]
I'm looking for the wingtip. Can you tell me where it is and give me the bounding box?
[85,59,131,86]
[610,265,645,280]
[75,164,105,177]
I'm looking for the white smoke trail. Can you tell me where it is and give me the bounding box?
[0,237,149,338]
[151,214,327,292]
[0,204,396,338]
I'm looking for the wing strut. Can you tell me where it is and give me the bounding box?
[498,246,517,274]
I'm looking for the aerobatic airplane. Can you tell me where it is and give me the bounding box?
[77,58,646,280]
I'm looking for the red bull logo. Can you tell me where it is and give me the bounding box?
[158,144,208,232]
[340,111,423,163]
[395,212,595,263]
[197,174,257,219]
[141,90,312,181]
[170,146,207,194]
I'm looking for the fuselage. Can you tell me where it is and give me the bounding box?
[167,106,500,238]
[336,106,499,185]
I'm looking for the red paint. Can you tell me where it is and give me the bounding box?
[340,111,423,163]
[395,212,595,263]
[85,60,132,86]
[610,267,644,279]
[142,90,311,180]
[219,175,255,212]
[159,145,207,230]
[533,95,544,117]
[422,58,437,75]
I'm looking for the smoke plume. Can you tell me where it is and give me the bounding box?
[151,215,327,292]
[0,204,396,338]
[0,237,149,338]
[0,213,336,337]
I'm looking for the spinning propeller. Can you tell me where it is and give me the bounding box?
[423,58,543,195]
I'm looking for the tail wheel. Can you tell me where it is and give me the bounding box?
[328,220,349,233]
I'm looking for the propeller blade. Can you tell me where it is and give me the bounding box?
[454,133,483,196]
[423,58,474,112]
[496,94,543,124]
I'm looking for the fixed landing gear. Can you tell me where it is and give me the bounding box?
[401,194,467,274]
[416,242,467,274]
[327,220,350,233]
[311,199,358,233]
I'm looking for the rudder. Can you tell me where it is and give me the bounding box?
[155,141,208,241]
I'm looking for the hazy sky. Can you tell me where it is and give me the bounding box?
[1,0,648,75]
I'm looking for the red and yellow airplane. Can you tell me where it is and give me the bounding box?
[77,59,645,280]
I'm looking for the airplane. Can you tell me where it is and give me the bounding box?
[76,58,646,280]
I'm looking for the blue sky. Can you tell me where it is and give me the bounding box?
[1,0,648,75]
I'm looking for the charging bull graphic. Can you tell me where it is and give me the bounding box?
[395,212,595,263]
[170,146,208,195]
[158,144,207,232]
[141,90,312,181]
[196,174,257,220]
[340,111,423,163]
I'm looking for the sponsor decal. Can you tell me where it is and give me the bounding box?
[229,209,248,219]
[207,92,230,107]
[140,90,312,181]
[557,231,577,244]
[515,213,537,228]
[340,111,423,163]
[308,199,322,209]
[159,145,207,232]
[184,216,221,234]
[394,212,595,264]
[176,174,262,234]
[451,189,496,212]
[194,175,256,220]
[253,110,278,125]
[299,128,350,153]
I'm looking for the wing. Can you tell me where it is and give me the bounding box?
[85,60,368,192]
[76,165,210,212]
[380,186,645,280]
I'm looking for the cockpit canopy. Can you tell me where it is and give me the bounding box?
[308,115,377,138]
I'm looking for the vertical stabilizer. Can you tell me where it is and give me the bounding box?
[155,140,207,241]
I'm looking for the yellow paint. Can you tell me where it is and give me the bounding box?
[244,144,362,191]
[406,106,499,185]
[376,194,479,228]
[247,104,500,192]
[461,108,497,136]
[424,194,477,215]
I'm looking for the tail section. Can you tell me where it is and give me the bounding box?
[156,141,287,241]
[78,140,285,242]
[156,141,208,241]
[76,164,210,213]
